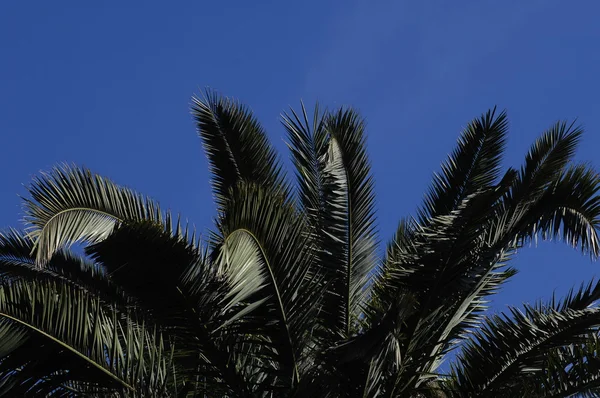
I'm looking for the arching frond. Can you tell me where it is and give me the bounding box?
[324,108,378,331]
[282,101,328,220]
[451,291,600,396]
[23,165,169,264]
[213,182,321,391]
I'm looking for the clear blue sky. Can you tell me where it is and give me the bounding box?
[2,1,600,314]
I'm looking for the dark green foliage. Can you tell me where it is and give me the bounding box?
[1,92,599,397]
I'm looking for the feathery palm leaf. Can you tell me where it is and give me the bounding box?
[451,279,600,396]
[24,165,169,263]
[418,108,508,224]
[365,114,600,394]
[191,90,289,211]
[285,105,378,343]
[211,182,322,391]
[0,278,175,396]
[0,229,123,306]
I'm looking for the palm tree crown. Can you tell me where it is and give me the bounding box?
[1,91,600,397]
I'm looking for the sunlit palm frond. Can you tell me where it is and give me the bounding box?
[211,182,321,392]
[23,165,171,264]
[315,108,379,338]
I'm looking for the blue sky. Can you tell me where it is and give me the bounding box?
[2,1,600,315]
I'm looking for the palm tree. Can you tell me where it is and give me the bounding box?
[1,91,600,397]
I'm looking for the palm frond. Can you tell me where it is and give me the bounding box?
[509,163,600,256]
[0,278,176,396]
[451,296,600,396]
[511,120,582,202]
[23,165,172,263]
[418,108,508,224]
[212,182,320,391]
[528,334,600,398]
[554,278,600,312]
[282,101,328,221]
[315,108,379,338]
[0,229,124,305]
[366,116,598,394]
[191,90,289,210]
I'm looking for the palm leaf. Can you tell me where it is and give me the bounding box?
[509,163,600,255]
[418,108,508,224]
[307,108,379,340]
[527,334,600,397]
[366,114,599,395]
[0,278,176,396]
[282,101,328,222]
[191,90,289,211]
[23,165,170,263]
[0,229,124,305]
[212,182,320,391]
[510,120,582,203]
[451,292,600,396]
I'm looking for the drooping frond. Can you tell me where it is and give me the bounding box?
[451,294,600,396]
[0,278,176,396]
[509,163,600,256]
[191,90,289,210]
[23,165,169,264]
